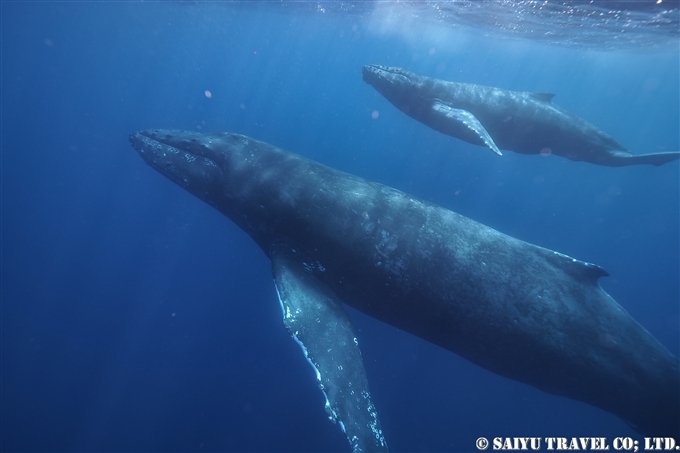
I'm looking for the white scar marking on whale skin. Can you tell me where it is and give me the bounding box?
[375,230,398,255]
[303,261,326,273]
[373,229,408,279]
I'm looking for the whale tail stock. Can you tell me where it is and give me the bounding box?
[607,150,680,167]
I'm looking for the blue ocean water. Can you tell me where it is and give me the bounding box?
[1,2,678,452]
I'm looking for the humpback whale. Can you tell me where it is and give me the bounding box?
[130,129,679,451]
[363,64,680,167]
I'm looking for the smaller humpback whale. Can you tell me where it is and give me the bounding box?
[363,64,680,167]
[131,130,679,451]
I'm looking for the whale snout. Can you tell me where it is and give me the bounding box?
[362,64,416,91]
[362,64,383,84]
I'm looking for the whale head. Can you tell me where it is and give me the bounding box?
[362,64,420,95]
[363,64,433,116]
[130,129,310,246]
[130,129,278,216]
[130,129,224,196]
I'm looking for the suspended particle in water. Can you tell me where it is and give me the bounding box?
[204,89,213,99]
[371,110,380,120]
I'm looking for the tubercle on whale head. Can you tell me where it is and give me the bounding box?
[362,64,414,83]
[130,129,228,164]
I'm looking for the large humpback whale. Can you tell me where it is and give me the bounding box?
[363,64,680,167]
[131,129,679,451]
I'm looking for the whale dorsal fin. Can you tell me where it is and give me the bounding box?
[271,250,388,452]
[530,92,556,102]
[537,247,609,285]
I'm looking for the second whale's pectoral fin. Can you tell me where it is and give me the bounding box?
[432,101,503,156]
[272,253,388,453]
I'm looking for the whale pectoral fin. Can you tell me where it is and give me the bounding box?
[272,254,387,453]
[432,101,503,156]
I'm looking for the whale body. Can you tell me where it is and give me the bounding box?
[131,129,679,451]
[363,64,680,167]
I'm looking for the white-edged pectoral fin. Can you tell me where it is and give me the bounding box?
[432,101,502,156]
[272,252,388,453]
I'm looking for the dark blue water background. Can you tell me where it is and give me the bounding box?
[2,2,678,452]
